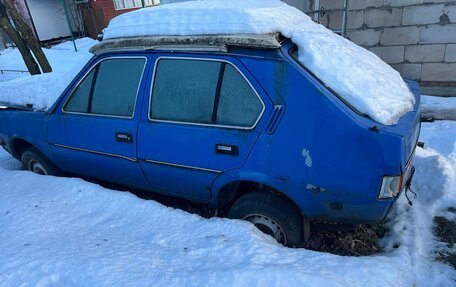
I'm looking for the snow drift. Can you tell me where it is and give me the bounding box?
[0,120,455,286]
[0,38,95,110]
[103,0,415,125]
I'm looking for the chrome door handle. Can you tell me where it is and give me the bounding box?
[116,132,133,143]
[215,144,239,156]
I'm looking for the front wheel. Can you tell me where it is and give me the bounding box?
[21,147,61,176]
[228,191,310,247]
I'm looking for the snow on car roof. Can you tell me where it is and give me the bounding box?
[103,0,415,125]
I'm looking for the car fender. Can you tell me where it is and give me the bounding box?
[211,168,293,203]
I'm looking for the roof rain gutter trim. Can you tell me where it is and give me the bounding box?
[90,33,282,54]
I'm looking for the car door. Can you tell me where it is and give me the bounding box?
[47,55,150,189]
[137,55,271,200]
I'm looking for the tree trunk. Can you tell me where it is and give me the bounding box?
[4,0,52,73]
[0,4,41,75]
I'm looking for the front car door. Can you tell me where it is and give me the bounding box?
[137,55,271,200]
[47,55,150,189]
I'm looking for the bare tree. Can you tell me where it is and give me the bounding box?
[0,1,40,74]
[0,0,53,74]
[4,0,52,73]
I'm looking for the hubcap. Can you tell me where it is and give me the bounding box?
[29,160,48,175]
[243,214,287,245]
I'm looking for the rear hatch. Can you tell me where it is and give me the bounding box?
[381,79,421,170]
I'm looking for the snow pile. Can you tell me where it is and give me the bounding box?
[0,120,455,286]
[104,0,415,125]
[50,37,98,52]
[421,95,456,121]
[0,38,95,110]
[0,55,92,110]
[421,95,456,112]
[0,38,96,76]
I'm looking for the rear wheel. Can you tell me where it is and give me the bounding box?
[228,191,309,247]
[21,147,61,176]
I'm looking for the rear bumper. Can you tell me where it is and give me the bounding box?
[312,159,416,224]
[316,170,415,224]
[317,195,400,224]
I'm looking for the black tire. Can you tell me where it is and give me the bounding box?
[21,147,61,176]
[228,191,309,247]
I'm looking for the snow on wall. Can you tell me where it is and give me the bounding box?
[103,0,416,125]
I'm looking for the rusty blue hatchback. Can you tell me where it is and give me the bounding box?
[0,35,420,246]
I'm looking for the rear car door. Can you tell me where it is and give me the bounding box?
[137,55,271,200]
[47,55,150,189]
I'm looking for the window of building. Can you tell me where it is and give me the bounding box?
[113,0,160,10]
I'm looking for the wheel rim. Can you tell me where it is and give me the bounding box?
[29,160,48,175]
[243,214,287,245]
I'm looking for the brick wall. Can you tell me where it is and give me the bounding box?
[89,0,140,26]
[290,0,456,94]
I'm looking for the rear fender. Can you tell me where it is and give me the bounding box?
[211,169,293,204]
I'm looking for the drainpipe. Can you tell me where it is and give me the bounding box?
[341,0,349,38]
[313,0,320,22]
[61,0,77,52]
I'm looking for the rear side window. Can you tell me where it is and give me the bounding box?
[217,64,263,127]
[64,58,146,117]
[150,58,263,128]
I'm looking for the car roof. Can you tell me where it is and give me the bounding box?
[89,33,284,55]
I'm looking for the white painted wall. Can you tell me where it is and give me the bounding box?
[26,0,75,41]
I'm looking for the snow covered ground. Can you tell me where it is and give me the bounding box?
[421,95,456,121]
[0,38,95,109]
[422,95,456,111]
[0,120,455,286]
[0,3,455,285]
[0,38,95,81]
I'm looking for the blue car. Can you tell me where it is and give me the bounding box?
[0,35,420,247]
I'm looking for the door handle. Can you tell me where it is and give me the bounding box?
[116,132,133,143]
[215,144,239,156]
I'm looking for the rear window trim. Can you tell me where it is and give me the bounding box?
[148,56,266,130]
[61,56,148,120]
[288,46,371,120]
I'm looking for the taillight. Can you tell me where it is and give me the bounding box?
[378,174,404,199]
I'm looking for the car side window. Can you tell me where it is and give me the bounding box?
[216,64,263,127]
[150,58,263,128]
[65,69,95,113]
[151,59,220,124]
[64,58,146,117]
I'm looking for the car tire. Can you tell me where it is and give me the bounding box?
[228,191,309,247]
[21,147,61,176]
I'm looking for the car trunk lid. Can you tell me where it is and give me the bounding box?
[381,79,421,169]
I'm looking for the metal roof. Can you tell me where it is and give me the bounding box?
[89,33,283,54]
